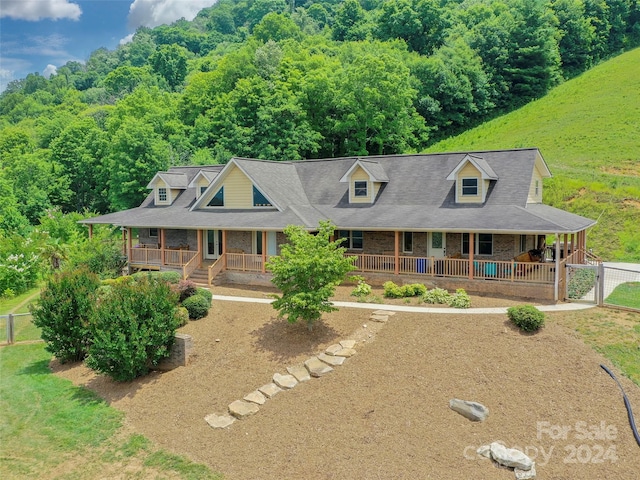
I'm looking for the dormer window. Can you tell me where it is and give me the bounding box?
[253,186,272,207]
[158,187,168,203]
[354,181,368,197]
[200,186,207,196]
[461,178,478,196]
[207,187,224,207]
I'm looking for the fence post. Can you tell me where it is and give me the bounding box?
[597,263,605,306]
[7,314,14,345]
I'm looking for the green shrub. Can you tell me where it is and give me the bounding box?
[351,277,372,298]
[448,289,471,308]
[31,269,101,362]
[175,306,190,327]
[507,305,545,332]
[196,287,213,306]
[182,294,210,320]
[383,281,426,298]
[383,281,404,298]
[423,287,452,304]
[86,277,181,381]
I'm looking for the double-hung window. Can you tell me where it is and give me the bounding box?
[354,181,368,197]
[462,233,493,255]
[461,178,478,196]
[337,230,363,250]
[158,187,167,203]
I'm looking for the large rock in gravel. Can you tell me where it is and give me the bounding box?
[304,356,334,377]
[258,383,282,398]
[244,390,267,405]
[228,400,259,419]
[273,373,298,389]
[449,398,489,422]
[325,344,342,355]
[489,442,534,470]
[515,463,536,479]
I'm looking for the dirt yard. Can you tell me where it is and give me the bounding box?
[52,285,640,479]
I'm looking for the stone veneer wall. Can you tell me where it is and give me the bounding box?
[227,230,253,253]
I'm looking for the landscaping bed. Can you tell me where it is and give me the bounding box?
[51,288,640,479]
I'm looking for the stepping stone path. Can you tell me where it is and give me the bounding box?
[204,310,395,428]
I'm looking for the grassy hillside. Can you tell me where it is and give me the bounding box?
[429,48,640,261]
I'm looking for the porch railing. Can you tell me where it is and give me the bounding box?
[208,254,226,286]
[226,253,265,272]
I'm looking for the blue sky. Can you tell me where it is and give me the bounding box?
[0,0,217,92]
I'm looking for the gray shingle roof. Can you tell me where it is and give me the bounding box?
[83,149,595,234]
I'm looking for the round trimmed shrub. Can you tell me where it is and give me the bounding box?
[196,287,213,306]
[175,306,190,326]
[173,279,197,302]
[448,289,471,309]
[423,287,452,304]
[182,294,210,319]
[507,305,545,332]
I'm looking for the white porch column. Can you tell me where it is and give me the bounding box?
[554,233,560,302]
[468,232,474,280]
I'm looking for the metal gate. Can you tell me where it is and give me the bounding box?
[566,264,601,304]
[601,264,640,312]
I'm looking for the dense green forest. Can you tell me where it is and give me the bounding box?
[1,0,639,289]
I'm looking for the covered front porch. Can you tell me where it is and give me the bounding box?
[114,227,594,301]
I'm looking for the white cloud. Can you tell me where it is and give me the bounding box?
[43,64,58,78]
[0,0,81,21]
[120,33,135,45]
[127,0,216,29]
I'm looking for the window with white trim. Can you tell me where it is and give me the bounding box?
[403,232,413,253]
[535,180,540,197]
[354,181,367,197]
[158,187,167,202]
[337,230,363,250]
[253,186,272,207]
[461,178,478,196]
[200,186,207,196]
[462,233,493,255]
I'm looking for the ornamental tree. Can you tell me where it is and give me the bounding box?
[267,221,356,331]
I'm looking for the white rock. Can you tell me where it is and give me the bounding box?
[318,352,346,366]
[273,373,298,389]
[372,310,396,316]
[304,356,334,377]
[325,344,342,355]
[449,398,490,422]
[243,390,267,405]
[340,340,356,349]
[205,413,235,428]
[287,365,311,382]
[228,400,259,419]
[335,348,356,357]
[515,462,536,479]
[369,314,388,323]
[258,383,283,398]
[489,442,533,470]
[476,445,491,459]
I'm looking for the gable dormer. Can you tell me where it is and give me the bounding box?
[146,172,188,206]
[339,159,389,204]
[191,159,276,210]
[446,154,498,204]
[189,170,220,199]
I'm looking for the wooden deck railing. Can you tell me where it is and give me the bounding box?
[208,255,225,286]
[226,253,265,272]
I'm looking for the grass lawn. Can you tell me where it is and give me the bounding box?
[0,343,221,479]
[551,307,640,386]
[605,282,640,310]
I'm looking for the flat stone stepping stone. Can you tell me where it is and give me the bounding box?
[340,340,356,349]
[318,352,345,366]
[228,400,259,419]
[258,382,282,398]
[287,365,311,382]
[325,344,342,355]
[335,348,356,357]
[205,413,235,429]
[370,314,388,323]
[304,356,334,377]
[373,310,396,316]
[244,390,267,405]
[273,373,298,389]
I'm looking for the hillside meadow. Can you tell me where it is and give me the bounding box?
[429,47,640,262]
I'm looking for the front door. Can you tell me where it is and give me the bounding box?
[204,230,222,259]
[428,232,446,258]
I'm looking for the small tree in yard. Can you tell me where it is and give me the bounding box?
[267,221,355,331]
[86,276,180,381]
